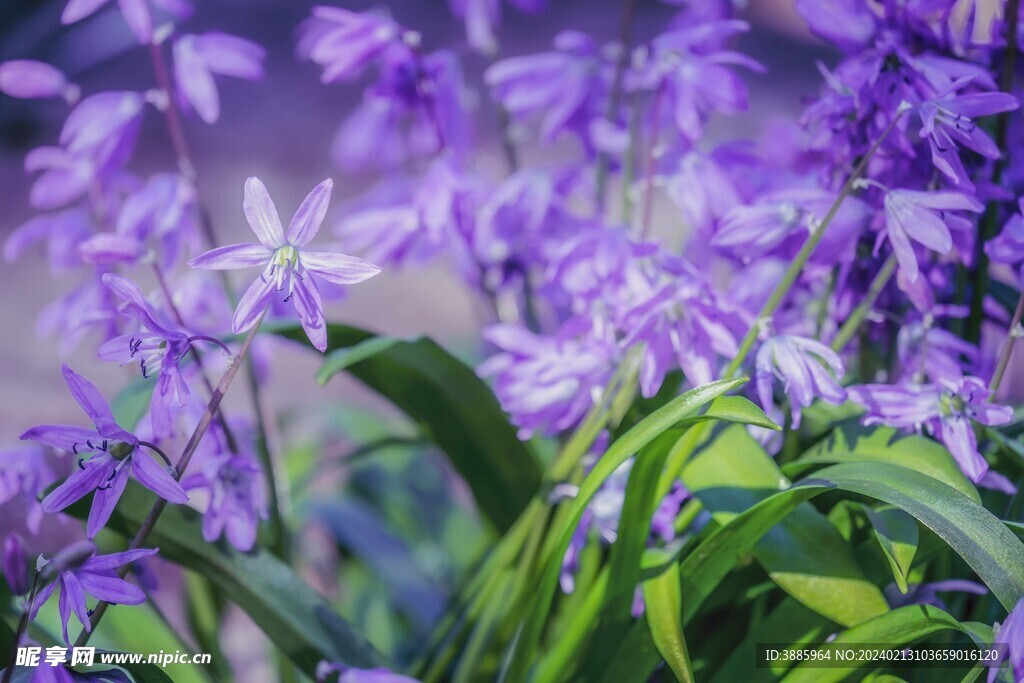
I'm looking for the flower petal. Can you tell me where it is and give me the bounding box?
[243,177,285,248]
[62,0,111,24]
[173,34,219,124]
[117,0,153,44]
[292,274,327,352]
[286,179,333,246]
[188,242,270,270]
[87,467,128,538]
[20,424,100,452]
[77,571,146,605]
[41,455,116,513]
[132,453,189,504]
[61,364,134,442]
[82,547,158,572]
[61,571,92,632]
[232,275,275,333]
[301,251,381,285]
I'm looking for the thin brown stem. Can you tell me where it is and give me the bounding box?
[74,313,266,646]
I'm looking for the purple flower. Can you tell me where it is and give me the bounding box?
[299,6,415,84]
[794,0,876,52]
[896,321,978,382]
[3,533,29,595]
[20,365,188,538]
[987,198,1024,274]
[97,274,193,439]
[62,0,153,44]
[882,189,983,282]
[4,208,92,273]
[989,598,1024,683]
[30,541,157,644]
[188,178,381,352]
[173,32,266,124]
[478,320,616,438]
[847,376,1013,482]
[485,31,607,144]
[918,84,1019,187]
[756,335,847,429]
[0,60,77,102]
[448,0,546,55]
[885,579,987,610]
[182,452,266,552]
[0,447,57,534]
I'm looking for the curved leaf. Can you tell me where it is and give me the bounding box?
[863,505,918,595]
[64,483,386,678]
[272,323,542,533]
[501,377,748,682]
[642,548,694,683]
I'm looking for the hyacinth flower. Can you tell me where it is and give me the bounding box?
[988,598,1024,683]
[20,365,188,538]
[885,579,987,611]
[3,533,29,595]
[299,6,417,84]
[61,0,154,44]
[173,32,266,125]
[182,452,267,552]
[881,188,983,282]
[97,274,221,439]
[917,83,1019,188]
[755,335,847,429]
[188,178,381,352]
[29,541,157,644]
[847,376,1012,483]
[0,60,79,103]
[987,197,1024,278]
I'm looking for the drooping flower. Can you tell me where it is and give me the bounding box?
[188,178,381,351]
[987,198,1024,277]
[917,84,1019,187]
[61,0,154,44]
[885,579,986,610]
[182,451,266,552]
[0,60,78,102]
[479,320,616,438]
[30,541,157,644]
[173,32,266,124]
[847,376,1013,482]
[0,446,57,535]
[298,6,416,84]
[756,335,847,429]
[4,208,92,273]
[20,365,189,538]
[3,533,29,595]
[881,189,983,282]
[97,274,196,439]
[794,0,876,52]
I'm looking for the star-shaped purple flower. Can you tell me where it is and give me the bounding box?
[20,365,188,538]
[30,541,157,644]
[188,177,381,352]
[756,335,847,429]
[882,188,983,282]
[182,451,267,552]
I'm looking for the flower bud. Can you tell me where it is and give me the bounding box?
[0,60,69,100]
[3,533,28,595]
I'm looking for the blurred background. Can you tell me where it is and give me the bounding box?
[0,0,833,443]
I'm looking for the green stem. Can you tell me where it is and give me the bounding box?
[830,253,898,353]
[595,0,639,213]
[990,291,1024,394]
[722,113,903,379]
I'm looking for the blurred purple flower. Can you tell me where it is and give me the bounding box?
[987,198,1024,277]
[795,0,876,52]
[848,376,1013,482]
[62,0,153,44]
[173,32,266,124]
[182,452,266,552]
[299,6,415,84]
[486,31,608,144]
[448,0,546,55]
[4,208,92,273]
[3,533,29,594]
[989,597,1024,683]
[20,365,188,538]
[896,321,978,382]
[756,335,847,429]
[30,541,157,644]
[665,151,743,234]
[0,447,56,535]
[188,178,381,351]
[918,84,1018,188]
[98,274,194,439]
[885,579,986,610]
[882,189,983,282]
[0,60,77,102]
[479,320,615,438]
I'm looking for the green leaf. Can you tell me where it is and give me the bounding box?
[502,377,748,682]
[695,395,780,432]
[273,323,541,533]
[862,505,918,594]
[642,548,694,683]
[788,420,979,502]
[111,379,155,431]
[595,460,1024,683]
[682,426,889,627]
[120,663,176,683]
[780,605,974,683]
[315,337,402,385]
[64,483,386,678]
